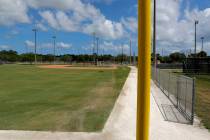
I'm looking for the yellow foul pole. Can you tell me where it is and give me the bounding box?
[137,0,151,140]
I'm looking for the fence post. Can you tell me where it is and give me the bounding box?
[185,79,187,113]
[159,69,161,87]
[168,72,170,97]
[191,78,196,124]
[176,76,179,107]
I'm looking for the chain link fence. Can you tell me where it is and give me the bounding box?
[152,67,195,124]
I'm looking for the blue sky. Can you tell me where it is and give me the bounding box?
[187,0,210,10]
[0,0,210,55]
[0,0,138,55]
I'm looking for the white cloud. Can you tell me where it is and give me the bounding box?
[37,0,125,40]
[25,40,34,48]
[83,19,124,39]
[57,42,72,49]
[101,41,130,55]
[55,11,79,32]
[82,0,117,5]
[121,17,137,33]
[0,0,30,26]
[25,40,71,49]
[0,0,127,40]
[36,23,48,31]
[0,45,11,50]
[39,11,59,30]
[156,0,210,54]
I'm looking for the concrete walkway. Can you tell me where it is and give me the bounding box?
[150,81,210,140]
[0,66,210,140]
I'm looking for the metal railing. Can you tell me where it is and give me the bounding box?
[152,67,195,124]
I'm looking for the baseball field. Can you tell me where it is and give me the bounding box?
[0,64,130,132]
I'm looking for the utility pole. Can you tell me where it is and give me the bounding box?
[194,20,199,56]
[32,28,37,64]
[130,37,132,65]
[52,35,56,64]
[201,37,204,52]
[153,0,157,67]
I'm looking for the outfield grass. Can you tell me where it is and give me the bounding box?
[0,64,130,132]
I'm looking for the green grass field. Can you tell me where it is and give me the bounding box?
[192,75,210,130]
[0,64,130,132]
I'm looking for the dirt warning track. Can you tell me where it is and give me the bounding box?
[38,65,117,70]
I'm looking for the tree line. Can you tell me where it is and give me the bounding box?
[0,50,136,64]
[152,51,209,63]
[0,50,209,64]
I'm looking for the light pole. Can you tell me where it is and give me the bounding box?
[52,35,56,64]
[96,37,99,55]
[153,0,157,82]
[201,37,204,52]
[92,32,96,64]
[153,0,156,67]
[130,37,132,65]
[96,37,99,65]
[194,20,199,56]
[32,28,37,64]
